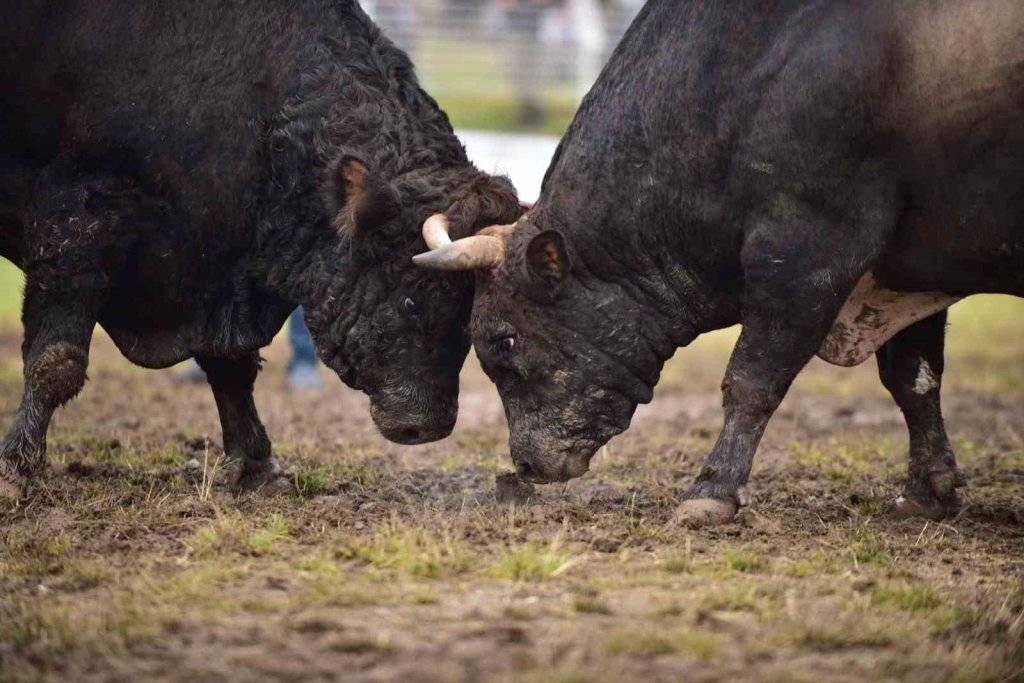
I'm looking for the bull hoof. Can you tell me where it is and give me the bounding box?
[673,498,739,527]
[235,459,295,496]
[892,491,960,521]
[892,467,965,520]
[929,467,966,499]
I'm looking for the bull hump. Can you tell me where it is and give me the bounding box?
[817,273,959,367]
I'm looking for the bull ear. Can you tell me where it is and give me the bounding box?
[334,156,399,235]
[526,230,570,290]
[337,156,369,215]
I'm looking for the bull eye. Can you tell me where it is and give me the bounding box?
[497,335,517,355]
[402,297,417,314]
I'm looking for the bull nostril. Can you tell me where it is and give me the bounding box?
[516,462,534,479]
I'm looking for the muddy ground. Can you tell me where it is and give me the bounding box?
[1,298,1023,683]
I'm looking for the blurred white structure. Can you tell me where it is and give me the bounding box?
[458,129,560,203]
[364,0,641,127]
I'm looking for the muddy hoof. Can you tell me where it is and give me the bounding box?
[235,460,295,496]
[891,493,959,521]
[495,473,536,505]
[674,498,738,527]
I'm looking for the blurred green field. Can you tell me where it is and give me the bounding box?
[417,37,577,135]
[0,259,22,327]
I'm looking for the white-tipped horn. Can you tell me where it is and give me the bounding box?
[413,235,505,271]
[422,213,452,250]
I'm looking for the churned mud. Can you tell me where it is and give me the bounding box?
[1,297,1023,682]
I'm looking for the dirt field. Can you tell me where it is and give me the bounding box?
[1,296,1023,683]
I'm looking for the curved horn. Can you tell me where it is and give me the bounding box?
[413,235,504,271]
[421,213,453,250]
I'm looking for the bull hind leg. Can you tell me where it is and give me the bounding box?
[876,310,965,519]
[0,274,100,501]
[196,354,293,494]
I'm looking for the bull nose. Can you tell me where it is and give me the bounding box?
[385,424,450,445]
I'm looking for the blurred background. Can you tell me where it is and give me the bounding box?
[365,0,642,134]
[364,0,643,202]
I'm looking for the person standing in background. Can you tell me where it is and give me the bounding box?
[499,0,552,127]
[285,307,321,390]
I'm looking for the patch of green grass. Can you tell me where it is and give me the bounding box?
[606,628,724,661]
[187,513,248,558]
[846,524,893,567]
[492,537,575,582]
[294,466,334,498]
[299,572,430,609]
[796,620,896,651]
[62,559,114,589]
[1,561,249,650]
[573,597,613,615]
[701,580,792,620]
[721,548,766,574]
[154,442,186,466]
[790,437,898,483]
[661,553,694,575]
[700,584,765,614]
[341,519,472,579]
[0,257,24,326]
[605,631,677,657]
[247,513,294,555]
[871,585,944,613]
[0,602,77,648]
[783,550,841,577]
[44,532,74,559]
[187,511,295,558]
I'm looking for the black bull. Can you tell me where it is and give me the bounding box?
[0,0,523,499]
[415,0,1024,523]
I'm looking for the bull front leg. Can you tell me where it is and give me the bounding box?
[676,194,894,525]
[0,273,101,501]
[196,353,291,494]
[876,310,965,519]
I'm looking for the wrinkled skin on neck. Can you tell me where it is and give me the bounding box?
[470,219,686,481]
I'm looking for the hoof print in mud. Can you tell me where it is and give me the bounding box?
[495,472,537,505]
[673,498,739,527]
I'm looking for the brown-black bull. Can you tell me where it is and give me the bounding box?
[415,0,1024,524]
[0,0,523,500]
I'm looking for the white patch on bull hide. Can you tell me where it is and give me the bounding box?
[913,359,938,394]
[817,273,959,367]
